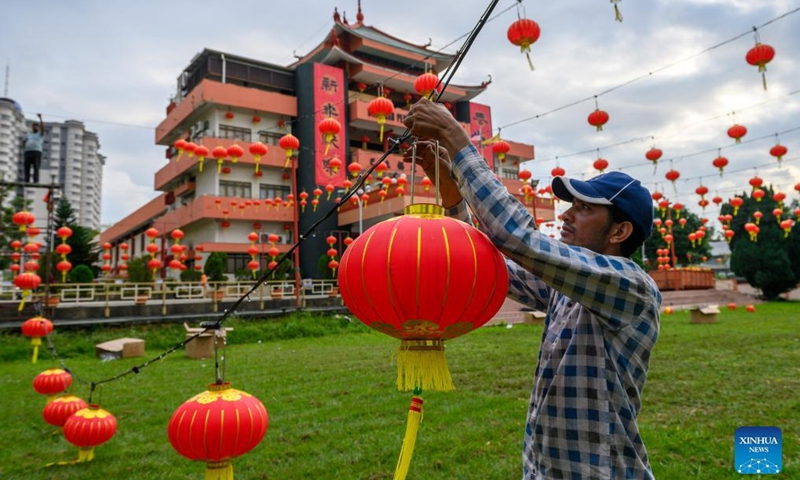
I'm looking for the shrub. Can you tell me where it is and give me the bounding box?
[204,252,228,282]
[68,264,94,283]
[179,269,202,282]
[126,257,152,283]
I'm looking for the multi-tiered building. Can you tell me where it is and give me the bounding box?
[99,6,553,279]
[0,98,104,231]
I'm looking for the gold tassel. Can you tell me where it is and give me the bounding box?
[394,392,424,480]
[206,461,234,480]
[31,337,41,364]
[396,340,454,392]
[77,447,95,462]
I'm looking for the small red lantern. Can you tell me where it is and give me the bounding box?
[43,395,87,428]
[492,140,511,163]
[752,189,765,202]
[551,166,565,177]
[507,18,541,70]
[645,148,662,171]
[252,114,261,124]
[325,183,335,200]
[588,109,609,132]
[518,169,532,183]
[33,368,72,403]
[225,111,234,120]
[773,192,786,208]
[761,141,785,166]
[212,146,228,174]
[730,197,744,216]
[712,155,729,176]
[167,382,268,479]
[57,226,73,240]
[227,144,244,163]
[21,316,52,364]
[727,124,747,144]
[724,229,735,243]
[63,404,117,462]
[780,219,793,237]
[593,158,609,173]
[12,211,35,232]
[746,41,775,90]
[15,273,41,313]
[665,169,680,186]
[318,117,341,155]
[712,196,723,206]
[749,176,763,191]
[413,72,440,98]
[374,161,388,177]
[367,96,394,142]
[249,142,268,173]
[174,139,187,161]
[328,157,342,173]
[194,145,209,172]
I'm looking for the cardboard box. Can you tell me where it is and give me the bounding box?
[689,305,720,324]
[184,323,233,360]
[95,338,146,359]
[523,310,547,325]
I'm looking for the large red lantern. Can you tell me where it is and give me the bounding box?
[339,204,509,392]
[367,96,394,142]
[63,404,117,462]
[168,382,268,480]
[278,133,300,168]
[588,109,609,132]
[33,368,72,403]
[43,395,87,428]
[318,117,341,155]
[227,144,244,164]
[551,166,565,177]
[507,18,541,69]
[413,72,440,98]
[727,123,747,144]
[15,272,41,312]
[746,41,775,90]
[212,146,228,174]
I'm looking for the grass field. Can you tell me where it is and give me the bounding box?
[1,303,798,479]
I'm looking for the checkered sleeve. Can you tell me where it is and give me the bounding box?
[451,145,661,329]
[446,199,551,312]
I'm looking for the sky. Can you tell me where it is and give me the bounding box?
[1,0,799,231]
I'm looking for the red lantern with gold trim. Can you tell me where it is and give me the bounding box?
[249,142,268,174]
[15,272,41,313]
[278,133,300,168]
[727,124,747,144]
[492,140,510,163]
[33,368,72,403]
[339,204,509,392]
[318,117,341,156]
[167,382,268,480]
[367,96,394,142]
[12,211,35,232]
[746,41,775,90]
[593,158,609,173]
[588,109,609,132]
[43,395,87,429]
[63,404,117,462]
[413,72,440,98]
[507,18,541,70]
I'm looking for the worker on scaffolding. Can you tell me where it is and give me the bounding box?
[22,113,44,183]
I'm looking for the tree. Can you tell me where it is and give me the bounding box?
[0,185,31,272]
[54,197,99,272]
[727,186,799,299]
[203,252,228,282]
[644,206,713,270]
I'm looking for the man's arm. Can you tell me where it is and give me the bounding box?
[37,113,44,134]
[404,99,659,329]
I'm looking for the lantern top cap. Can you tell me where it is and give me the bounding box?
[552,171,653,238]
[404,204,445,216]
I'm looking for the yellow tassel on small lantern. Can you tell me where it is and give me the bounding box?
[394,392,424,480]
[30,337,42,364]
[396,340,454,392]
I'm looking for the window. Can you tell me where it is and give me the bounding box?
[258,130,285,146]
[219,125,251,142]
[259,183,291,199]
[74,134,80,139]
[500,167,517,180]
[227,254,251,275]
[219,180,251,198]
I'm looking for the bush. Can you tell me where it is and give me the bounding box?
[126,257,152,283]
[179,269,202,282]
[68,264,94,283]
[204,252,228,282]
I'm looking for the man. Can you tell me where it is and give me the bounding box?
[403,98,660,479]
[22,113,45,183]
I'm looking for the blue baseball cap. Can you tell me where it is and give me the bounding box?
[551,171,653,239]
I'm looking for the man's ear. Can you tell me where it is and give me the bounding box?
[608,221,634,246]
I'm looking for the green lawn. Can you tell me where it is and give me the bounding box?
[1,304,798,479]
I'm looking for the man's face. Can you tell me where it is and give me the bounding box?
[32,125,39,133]
[559,198,615,254]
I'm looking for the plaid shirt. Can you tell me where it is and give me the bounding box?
[448,144,661,479]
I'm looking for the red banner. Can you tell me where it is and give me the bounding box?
[313,64,347,187]
[467,102,494,170]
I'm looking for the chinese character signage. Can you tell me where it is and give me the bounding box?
[468,102,494,170]
[313,64,346,187]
